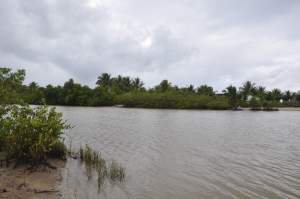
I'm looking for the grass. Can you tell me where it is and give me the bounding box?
[78,145,125,190]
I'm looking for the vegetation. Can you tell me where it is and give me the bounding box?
[0,68,70,166]
[0,104,70,165]
[223,85,240,110]
[115,92,229,110]
[1,67,300,110]
[0,68,126,193]
[78,145,125,190]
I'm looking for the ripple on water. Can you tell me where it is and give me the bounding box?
[57,107,300,199]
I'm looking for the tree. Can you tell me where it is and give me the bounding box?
[240,81,256,101]
[283,90,292,102]
[132,78,144,91]
[197,85,214,96]
[24,82,44,104]
[96,73,111,88]
[224,85,239,110]
[0,67,25,104]
[155,80,172,92]
[271,88,282,102]
[256,86,266,102]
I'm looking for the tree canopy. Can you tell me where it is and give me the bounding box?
[1,67,300,109]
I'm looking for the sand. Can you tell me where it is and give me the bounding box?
[0,159,65,199]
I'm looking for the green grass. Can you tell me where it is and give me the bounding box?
[78,145,125,189]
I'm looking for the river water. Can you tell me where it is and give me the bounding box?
[56,107,300,199]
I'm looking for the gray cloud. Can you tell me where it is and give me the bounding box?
[0,0,299,91]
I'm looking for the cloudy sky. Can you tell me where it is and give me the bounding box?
[1,0,300,91]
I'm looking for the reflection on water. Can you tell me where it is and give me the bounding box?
[56,107,300,199]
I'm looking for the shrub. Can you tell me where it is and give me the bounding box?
[0,104,70,164]
[115,92,230,110]
[262,101,279,111]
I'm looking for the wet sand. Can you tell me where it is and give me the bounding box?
[279,107,300,111]
[0,159,65,199]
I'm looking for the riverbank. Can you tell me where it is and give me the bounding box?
[279,107,300,111]
[241,107,300,111]
[0,159,65,199]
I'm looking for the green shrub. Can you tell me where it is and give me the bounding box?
[249,97,262,110]
[48,140,68,160]
[262,101,279,111]
[115,92,230,110]
[0,104,70,164]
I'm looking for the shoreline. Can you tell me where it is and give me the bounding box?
[279,107,300,111]
[0,159,65,199]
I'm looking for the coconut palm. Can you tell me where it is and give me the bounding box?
[240,81,256,101]
[96,73,111,87]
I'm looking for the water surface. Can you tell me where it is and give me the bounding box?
[57,107,300,199]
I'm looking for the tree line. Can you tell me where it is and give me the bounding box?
[1,68,300,110]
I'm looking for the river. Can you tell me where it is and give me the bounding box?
[56,107,300,199]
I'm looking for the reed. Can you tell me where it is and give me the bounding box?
[77,145,125,189]
[109,160,125,181]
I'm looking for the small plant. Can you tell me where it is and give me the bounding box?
[77,145,125,190]
[108,160,125,181]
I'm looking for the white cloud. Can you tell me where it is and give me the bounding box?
[0,0,299,91]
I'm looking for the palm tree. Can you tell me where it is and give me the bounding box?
[132,78,144,90]
[257,86,266,101]
[96,73,111,87]
[283,90,292,102]
[271,88,282,102]
[240,81,256,101]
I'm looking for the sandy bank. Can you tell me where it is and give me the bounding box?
[279,107,300,111]
[0,159,65,199]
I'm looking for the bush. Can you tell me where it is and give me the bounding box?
[115,92,230,110]
[262,101,279,111]
[249,97,262,110]
[0,104,70,164]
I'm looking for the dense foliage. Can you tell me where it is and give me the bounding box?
[0,105,70,163]
[1,68,300,110]
[0,68,70,164]
[115,92,229,110]
[0,68,25,104]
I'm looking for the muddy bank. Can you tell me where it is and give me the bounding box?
[0,159,65,199]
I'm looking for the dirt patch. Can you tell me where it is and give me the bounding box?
[0,159,65,199]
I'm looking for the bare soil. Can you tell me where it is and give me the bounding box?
[0,159,65,199]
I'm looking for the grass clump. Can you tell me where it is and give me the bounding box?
[78,145,125,189]
[0,104,70,165]
[109,161,125,181]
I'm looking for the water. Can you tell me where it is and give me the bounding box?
[56,107,300,199]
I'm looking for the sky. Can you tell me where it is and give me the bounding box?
[1,0,300,91]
